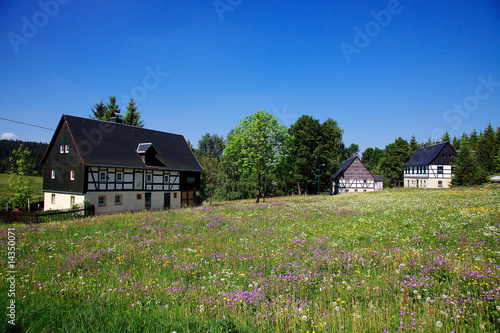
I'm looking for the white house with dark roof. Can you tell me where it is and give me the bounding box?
[403,142,457,189]
[40,114,203,213]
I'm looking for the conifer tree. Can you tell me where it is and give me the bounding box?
[123,98,144,127]
[451,135,487,186]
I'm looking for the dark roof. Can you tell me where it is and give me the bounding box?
[404,142,451,167]
[332,156,357,179]
[42,115,203,172]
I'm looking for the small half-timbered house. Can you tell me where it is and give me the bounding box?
[332,156,382,194]
[403,142,456,189]
[41,114,203,214]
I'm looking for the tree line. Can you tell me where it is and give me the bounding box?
[192,112,500,203]
[360,124,500,187]
[0,140,47,175]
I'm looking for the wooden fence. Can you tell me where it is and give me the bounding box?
[0,205,95,224]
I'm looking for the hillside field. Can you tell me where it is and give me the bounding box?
[1,188,500,332]
[0,173,43,205]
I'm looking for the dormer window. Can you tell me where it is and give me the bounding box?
[65,145,69,153]
[136,143,164,167]
[51,169,56,179]
[60,145,64,153]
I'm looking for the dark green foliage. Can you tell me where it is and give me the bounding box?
[451,136,487,186]
[289,116,345,194]
[0,140,47,174]
[441,131,451,144]
[377,137,411,187]
[197,133,225,161]
[409,134,419,154]
[123,98,144,127]
[89,100,108,120]
[361,147,384,173]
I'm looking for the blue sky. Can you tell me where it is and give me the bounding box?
[1,0,499,154]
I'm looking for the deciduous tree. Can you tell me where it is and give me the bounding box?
[225,110,290,203]
[9,144,34,210]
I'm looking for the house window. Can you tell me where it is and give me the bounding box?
[70,170,75,180]
[99,171,107,181]
[60,145,64,153]
[137,194,142,200]
[70,196,75,205]
[364,180,367,184]
[438,181,443,188]
[345,178,350,185]
[437,166,443,174]
[187,177,195,184]
[147,174,152,183]
[115,195,122,205]
[449,154,453,159]
[164,175,169,183]
[98,196,106,206]
[442,154,445,159]
[173,192,178,199]
[51,170,56,179]
[65,144,69,153]
[358,169,363,174]
[51,194,56,204]
[116,172,123,182]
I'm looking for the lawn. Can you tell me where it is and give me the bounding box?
[0,173,43,205]
[1,188,499,332]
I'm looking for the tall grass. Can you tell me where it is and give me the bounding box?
[1,188,499,332]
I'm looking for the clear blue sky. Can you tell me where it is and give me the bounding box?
[1,0,499,154]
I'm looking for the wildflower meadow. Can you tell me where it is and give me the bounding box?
[1,188,500,332]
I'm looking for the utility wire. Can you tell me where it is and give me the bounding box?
[0,117,54,131]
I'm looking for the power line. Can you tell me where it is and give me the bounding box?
[0,117,54,131]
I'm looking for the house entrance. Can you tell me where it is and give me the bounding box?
[164,193,170,209]
[145,192,152,211]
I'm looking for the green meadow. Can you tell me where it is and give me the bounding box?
[1,188,500,332]
[0,173,43,206]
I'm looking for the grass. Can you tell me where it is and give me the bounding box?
[0,173,43,203]
[1,188,499,332]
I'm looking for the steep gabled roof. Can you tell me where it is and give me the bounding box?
[41,114,203,172]
[373,175,384,182]
[332,156,357,179]
[404,142,452,167]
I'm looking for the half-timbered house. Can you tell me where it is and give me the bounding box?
[332,156,382,194]
[41,114,203,214]
[403,142,456,189]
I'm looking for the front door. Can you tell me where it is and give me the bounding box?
[164,193,170,209]
[145,192,152,211]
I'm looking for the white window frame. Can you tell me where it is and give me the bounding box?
[51,170,56,179]
[147,174,153,183]
[115,195,122,205]
[65,144,69,153]
[98,196,106,206]
[60,145,64,153]
[116,171,123,182]
[99,171,107,182]
[164,175,169,183]
[51,194,56,204]
[70,170,75,180]
[70,196,75,205]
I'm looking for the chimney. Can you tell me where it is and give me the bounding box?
[110,112,123,124]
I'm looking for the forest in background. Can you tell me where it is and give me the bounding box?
[0,140,47,175]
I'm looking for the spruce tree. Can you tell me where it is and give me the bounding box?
[451,137,487,186]
[123,98,145,127]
